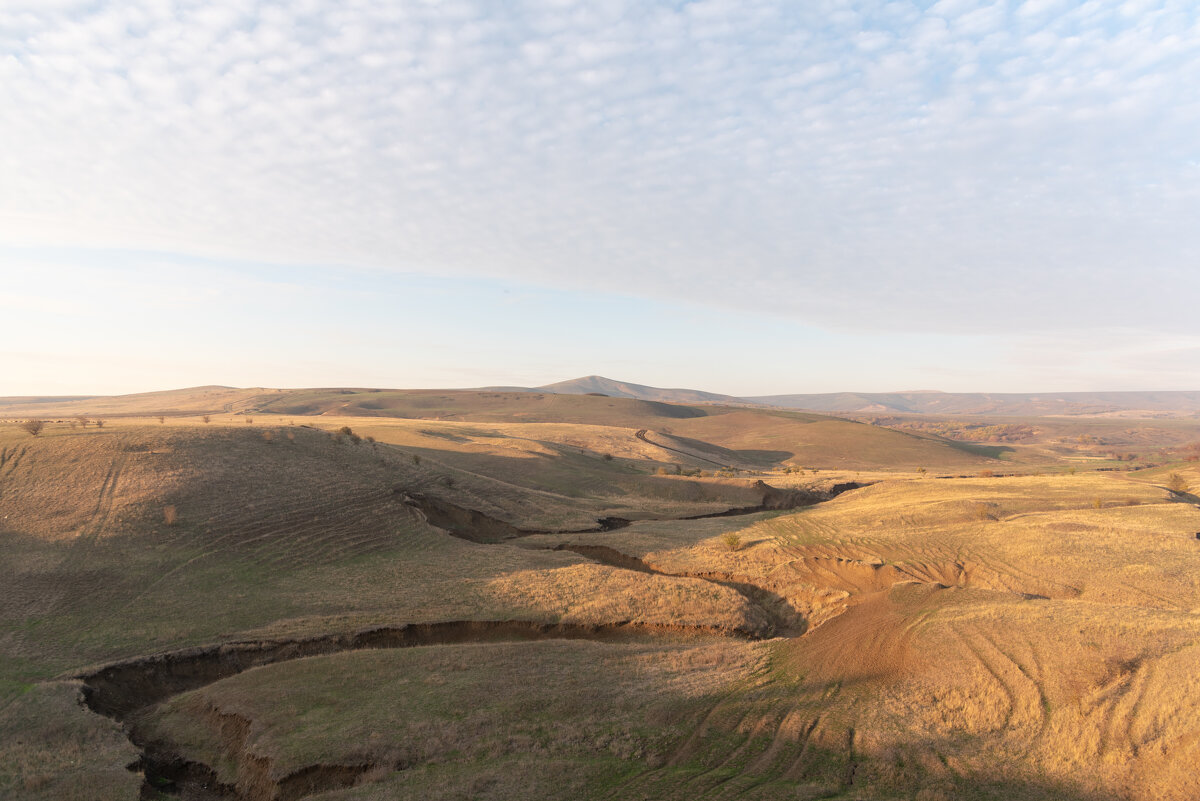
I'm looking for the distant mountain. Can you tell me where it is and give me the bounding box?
[747,390,1200,417]
[536,376,745,405]
[522,379,1200,416]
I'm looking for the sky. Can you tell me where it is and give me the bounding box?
[2,0,1199,396]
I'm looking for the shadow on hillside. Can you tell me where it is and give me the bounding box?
[653,431,793,467]
[941,439,1015,460]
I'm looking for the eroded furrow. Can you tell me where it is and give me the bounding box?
[74,620,760,801]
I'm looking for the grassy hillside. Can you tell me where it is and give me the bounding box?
[4,407,1200,800]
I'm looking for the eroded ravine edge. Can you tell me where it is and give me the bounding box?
[69,479,867,800]
[73,620,763,800]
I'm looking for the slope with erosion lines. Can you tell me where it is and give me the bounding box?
[502,472,1200,800]
[63,477,878,801]
[9,421,1200,800]
[254,389,1002,471]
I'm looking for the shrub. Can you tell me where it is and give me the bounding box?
[1167,473,1189,493]
[202,415,211,424]
[76,415,89,428]
[602,453,614,461]
[1123,497,1141,506]
[244,416,254,424]
[338,426,361,444]
[972,503,995,521]
[1092,497,1104,509]
[720,532,741,552]
[158,416,165,424]
[261,431,274,443]
[94,419,105,428]
[163,505,178,526]
[21,419,44,436]
[977,470,994,478]
[412,454,421,465]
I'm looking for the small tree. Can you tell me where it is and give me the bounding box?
[95,419,105,428]
[77,416,89,428]
[158,416,165,424]
[720,532,741,552]
[21,419,44,436]
[202,415,211,424]
[1167,473,1189,494]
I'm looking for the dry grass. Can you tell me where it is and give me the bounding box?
[5,410,1200,800]
[0,682,139,801]
[479,564,768,633]
[137,638,764,799]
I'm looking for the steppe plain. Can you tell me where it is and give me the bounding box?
[2,385,1200,801]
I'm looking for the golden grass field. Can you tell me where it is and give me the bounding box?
[2,387,1200,800]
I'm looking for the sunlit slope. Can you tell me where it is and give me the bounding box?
[508,472,1200,800]
[7,416,1199,800]
[0,386,271,418]
[254,389,1000,471]
[665,410,1003,469]
[0,424,771,677]
[6,385,1013,471]
[1,421,774,799]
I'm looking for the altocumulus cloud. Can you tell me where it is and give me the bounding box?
[2,0,1199,334]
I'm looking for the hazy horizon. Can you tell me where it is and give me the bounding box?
[3,1,1198,395]
[5,373,1200,401]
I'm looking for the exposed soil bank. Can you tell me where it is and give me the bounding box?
[397,479,865,543]
[70,481,865,800]
[74,620,762,801]
[76,620,761,720]
[394,490,628,542]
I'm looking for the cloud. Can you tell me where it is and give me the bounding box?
[1,0,1198,337]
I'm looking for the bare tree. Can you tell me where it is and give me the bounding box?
[21,419,44,436]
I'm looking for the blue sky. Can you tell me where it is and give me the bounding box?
[2,1,1199,395]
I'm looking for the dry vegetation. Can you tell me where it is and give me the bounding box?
[3,388,1200,800]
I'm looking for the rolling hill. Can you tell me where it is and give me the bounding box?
[748,389,1200,416]
[7,380,1200,420]
[534,375,744,404]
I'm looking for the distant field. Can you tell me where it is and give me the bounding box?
[3,393,1200,800]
